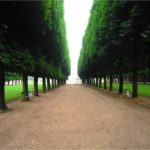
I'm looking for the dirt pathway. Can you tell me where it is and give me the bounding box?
[0,84,150,149]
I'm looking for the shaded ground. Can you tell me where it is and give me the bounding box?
[0,84,150,149]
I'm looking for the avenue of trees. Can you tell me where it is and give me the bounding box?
[78,0,150,98]
[0,0,70,110]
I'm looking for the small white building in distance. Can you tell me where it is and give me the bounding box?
[67,75,82,84]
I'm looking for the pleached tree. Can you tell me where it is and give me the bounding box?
[0,0,70,110]
[78,0,150,98]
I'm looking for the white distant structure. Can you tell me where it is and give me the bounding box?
[67,75,82,84]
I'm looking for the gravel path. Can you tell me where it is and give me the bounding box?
[0,84,150,149]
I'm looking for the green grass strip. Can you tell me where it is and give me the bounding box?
[100,82,150,98]
[5,84,43,102]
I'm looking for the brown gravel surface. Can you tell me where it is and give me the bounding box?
[0,84,150,149]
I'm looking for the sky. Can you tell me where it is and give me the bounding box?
[64,0,93,79]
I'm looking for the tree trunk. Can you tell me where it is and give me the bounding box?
[132,69,138,98]
[60,80,62,86]
[92,78,94,86]
[99,77,102,88]
[60,80,62,85]
[57,79,60,86]
[93,78,95,86]
[89,79,91,85]
[54,79,56,88]
[104,75,107,89]
[23,73,29,100]
[96,78,98,87]
[52,78,54,89]
[47,77,51,91]
[0,69,8,110]
[87,78,89,85]
[119,73,123,94]
[55,79,57,88]
[42,77,46,93]
[91,78,92,85]
[109,74,113,91]
[49,78,52,89]
[34,76,39,96]
[82,79,84,84]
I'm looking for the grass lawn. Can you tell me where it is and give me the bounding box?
[101,82,150,97]
[5,84,43,102]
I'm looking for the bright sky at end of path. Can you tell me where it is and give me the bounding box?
[64,0,93,79]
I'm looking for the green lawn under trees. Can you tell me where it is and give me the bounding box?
[102,83,150,98]
[5,82,150,103]
[5,84,43,102]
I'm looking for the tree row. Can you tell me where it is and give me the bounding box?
[0,0,70,110]
[78,0,150,98]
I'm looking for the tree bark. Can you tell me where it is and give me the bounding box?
[89,78,91,85]
[94,78,96,86]
[23,73,29,100]
[52,78,54,89]
[54,79,56,88]
[96,78,98,87]
[92,78,94,86]
[119,73,123,94]
[104,75,107,89]
[55,79,57,88]
[47,77,51,91]
[87,79,89,84]
[57,79,60,86]
[60,80,62,86]
[59,80,62,86]
[132,69,138,98]
[34,76,39,96]
[42,77,46,93]
[0,68,8,110]
[99,77,102,88]
[49,78,52,89]
[109,74,113,91]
